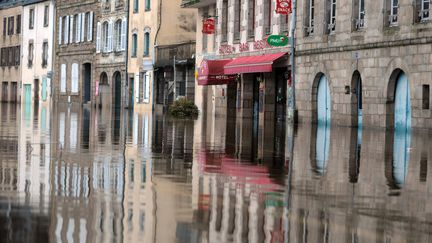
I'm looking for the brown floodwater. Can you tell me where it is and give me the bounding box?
[0,103,431,243]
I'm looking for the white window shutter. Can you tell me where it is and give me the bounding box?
[69,15,74,44]
[88,12,93,42]
[135,73,140,102]
[58,17,62,45]
[65,16,69,44]
[144,73,150,103]
[81,13,85,42]
[96,22,101,53]
[75,15,80,43]
[121,18,126,51]
[108,20,113,52]
[71,63,79,93]
[61,64,66,93]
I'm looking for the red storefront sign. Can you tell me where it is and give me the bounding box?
[275,0,292,15]
[202,18,215,34]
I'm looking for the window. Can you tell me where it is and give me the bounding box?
[221,0,228,42]
[305,0,314,36]
[418,0,430,22]
[28,42,34,68]
[71,63,79,93]
[389,0,398,25]
[263,0,271,34]
[42,41,48,68]
[16,15,21,34]
[87,12,94,42]
[3,18,6,37]
[234,0,241,40]
[145,0,151,11]
[131,33,137,57]
[60,64,67,93]
[248,0,255,37]
[8,16,14,35]
[326,0,336,33]
[423,85,430,109]
[29,9,34,30]
[63,16,69,44]
[353,0,365,30]
[44,5,49,27]
[202,8,209,53]
[133,0,139,13]
[14,46,20,66]
[143,32,150,56]
[280,10,289,34]
[144,72,150,103]
[115,20,122,51]
[102,22,109,52]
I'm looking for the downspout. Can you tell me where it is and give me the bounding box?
[125,0,130,109]
[152,0,163,111]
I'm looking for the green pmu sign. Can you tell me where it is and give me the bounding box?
[267,35,289,47]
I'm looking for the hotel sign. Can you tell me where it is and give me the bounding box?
[275,0,292,15]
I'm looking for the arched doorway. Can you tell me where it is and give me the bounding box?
[112,71,122,110]
[83,63,92,103]
[351,71,362,127]
[386,69,411,130]
[99,72,109,108]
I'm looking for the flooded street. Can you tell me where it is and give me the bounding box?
[0,103,431,243]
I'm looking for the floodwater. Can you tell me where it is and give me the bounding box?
[0,103,431,243]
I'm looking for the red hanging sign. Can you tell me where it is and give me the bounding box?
[202,18,215,34]
[275,0,292,15]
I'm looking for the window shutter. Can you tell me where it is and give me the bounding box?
[96,22,101,53]
[69,15,74,44]
[135,73,140,102]
[81,13,85,42]
[75,15,80,43]
[61,64,66,93]
[144,72,150,103]
[108,20,113,52]
[71,63,79,93]
[65,16,69,44]
[58,16,62,45]
[88,12,93,41]
[121,18,126,51]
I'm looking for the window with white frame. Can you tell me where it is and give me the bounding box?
[71,63,79,93]
[420,0,430,21]
[60,64,66,93]
[115,20,122,51]
[353,0,365,30]
[327,0,336,33]
[305,0,315,36]
[86,12,93,42]
[144,72,150,103]
[102,21,109,52]
[389,0,398,25]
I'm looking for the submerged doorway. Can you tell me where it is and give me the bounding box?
[317,75,331,124]
[83,63,92,103]
[113,72,122,110]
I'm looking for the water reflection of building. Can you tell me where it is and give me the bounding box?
[49,105,126,243]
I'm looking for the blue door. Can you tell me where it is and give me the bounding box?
[317,76,331,124]
[394,73,411,130]
[24,84,31,104]
[316,122,331,175]
[42,78,47,101]
[357,79,363,127]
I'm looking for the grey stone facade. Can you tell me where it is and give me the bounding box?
[295,0,432,129]
[54,0,99,105]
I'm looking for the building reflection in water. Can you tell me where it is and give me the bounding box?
[0,104,431,242]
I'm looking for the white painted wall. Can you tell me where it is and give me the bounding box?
[21,1,55,103]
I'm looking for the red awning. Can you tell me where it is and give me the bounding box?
[198,59,237,85]
[224,52,287,75]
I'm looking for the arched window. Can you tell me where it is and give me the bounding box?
[115,20,122,51]
[102,21,109,52]
[131,33,137,57]
[143,32,150,56]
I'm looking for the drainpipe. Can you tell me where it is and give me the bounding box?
[288,0,297,122]
[125,0,130,109]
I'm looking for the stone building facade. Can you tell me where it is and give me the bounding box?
[0,1,23,103]
[295,0,432,129]
[94,0,127,110]
[21,0,55,105]
[54,0,98,105]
